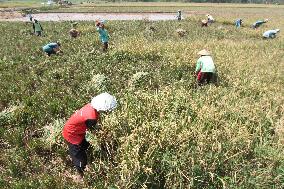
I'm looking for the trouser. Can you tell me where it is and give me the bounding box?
[35,31,42,36]
[45,50,56,56]
[67,139,90,174]
[197,72,214,85]
[103,42,108,51]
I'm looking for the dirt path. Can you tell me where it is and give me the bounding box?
[0,12,186,21]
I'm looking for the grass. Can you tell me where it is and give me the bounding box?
[0,4,284,188]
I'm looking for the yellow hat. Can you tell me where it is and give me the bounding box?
[198,49,211,56]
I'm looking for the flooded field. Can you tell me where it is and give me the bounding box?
[0,12,185,21]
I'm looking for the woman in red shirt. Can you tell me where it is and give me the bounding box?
[62,92,117,181]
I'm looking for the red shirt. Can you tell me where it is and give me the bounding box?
[62,103,99,145]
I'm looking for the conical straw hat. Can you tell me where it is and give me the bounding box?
[197,49,211,56]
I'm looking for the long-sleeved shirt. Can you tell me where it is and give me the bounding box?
[42,43,58,53]
[253,20,266,28]
[195,56,216,73]
[33,22,43,32]
[263,30,278,38]
[97,27,109,43]
[235,19,242,28]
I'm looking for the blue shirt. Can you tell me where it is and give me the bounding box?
[253,20,265,27]
[235,19,242,28]
[43,43,58,52]
[97,27,109,43]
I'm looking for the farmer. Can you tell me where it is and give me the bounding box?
[263,29,280,39]
[201,19,208,27]
[28,14,33,22]
[42,42,61,57]
[252,19,268,29]
[177,10,182,21]
[195,49,216,86]
[69,22,80,38]
[207,14,214,23]
[33,19,43,36]
[96,20,109,52]
[62,92,117,182]
[235,18,243,28]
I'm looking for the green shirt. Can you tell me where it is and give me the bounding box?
[33,22,43,32]
[195,56,216,73]
[97,27,109,43]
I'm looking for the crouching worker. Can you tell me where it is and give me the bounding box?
[96,21,109,52]
[207,14,214,24]
[263,29,280,39]
[69,22,80,38]
[42,42,61,57]
[252,19,268,29]
[62,92,117,182]
[235,18,243,29]
[201,19,208,27]
[195,49,216,86]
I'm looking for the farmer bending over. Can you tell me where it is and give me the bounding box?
[235,19,243,28]
[252,19,268,29]
[33,19,43,36]
[42,42,61,57]
[62,92,117,182]
[207,14,214,24]
[201,19,208,27]
[195,49,216,86]
[96,21,109,52]
[263,29,280,39]
[69,22,80,38]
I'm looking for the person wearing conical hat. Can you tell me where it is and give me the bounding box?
[62,92,117,182]
[69,22,80,38]
[195,49,216,86]
[263,29,280,39]
[252,19,268,29]
[201,19,208,27]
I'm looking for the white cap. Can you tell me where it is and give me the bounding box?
[91,92,117,112]
[275,29,280,32]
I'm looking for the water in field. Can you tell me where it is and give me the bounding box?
[0,13,182,21]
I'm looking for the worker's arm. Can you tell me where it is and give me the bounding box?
[32,24,35,32]
[195,60,202,73]
[40,23,43,31]
[85,119,100,133]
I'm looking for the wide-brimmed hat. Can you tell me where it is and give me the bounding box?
[198,49,211,56]
[91,92,117,112]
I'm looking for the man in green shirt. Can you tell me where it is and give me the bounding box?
[195,49,216,86]
[33,19,43,36]
[96,21,109,52]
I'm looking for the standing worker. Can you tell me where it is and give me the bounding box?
[96,20,109,52]
[42,42,61,57]
[62,92,117,182]
[27,14,33,22]
[195,49,216,86]
[252,19,268,29]
[235,18,243,28]
[263,29,280,39]
[177,10,182,21]
[33,19,43,36]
